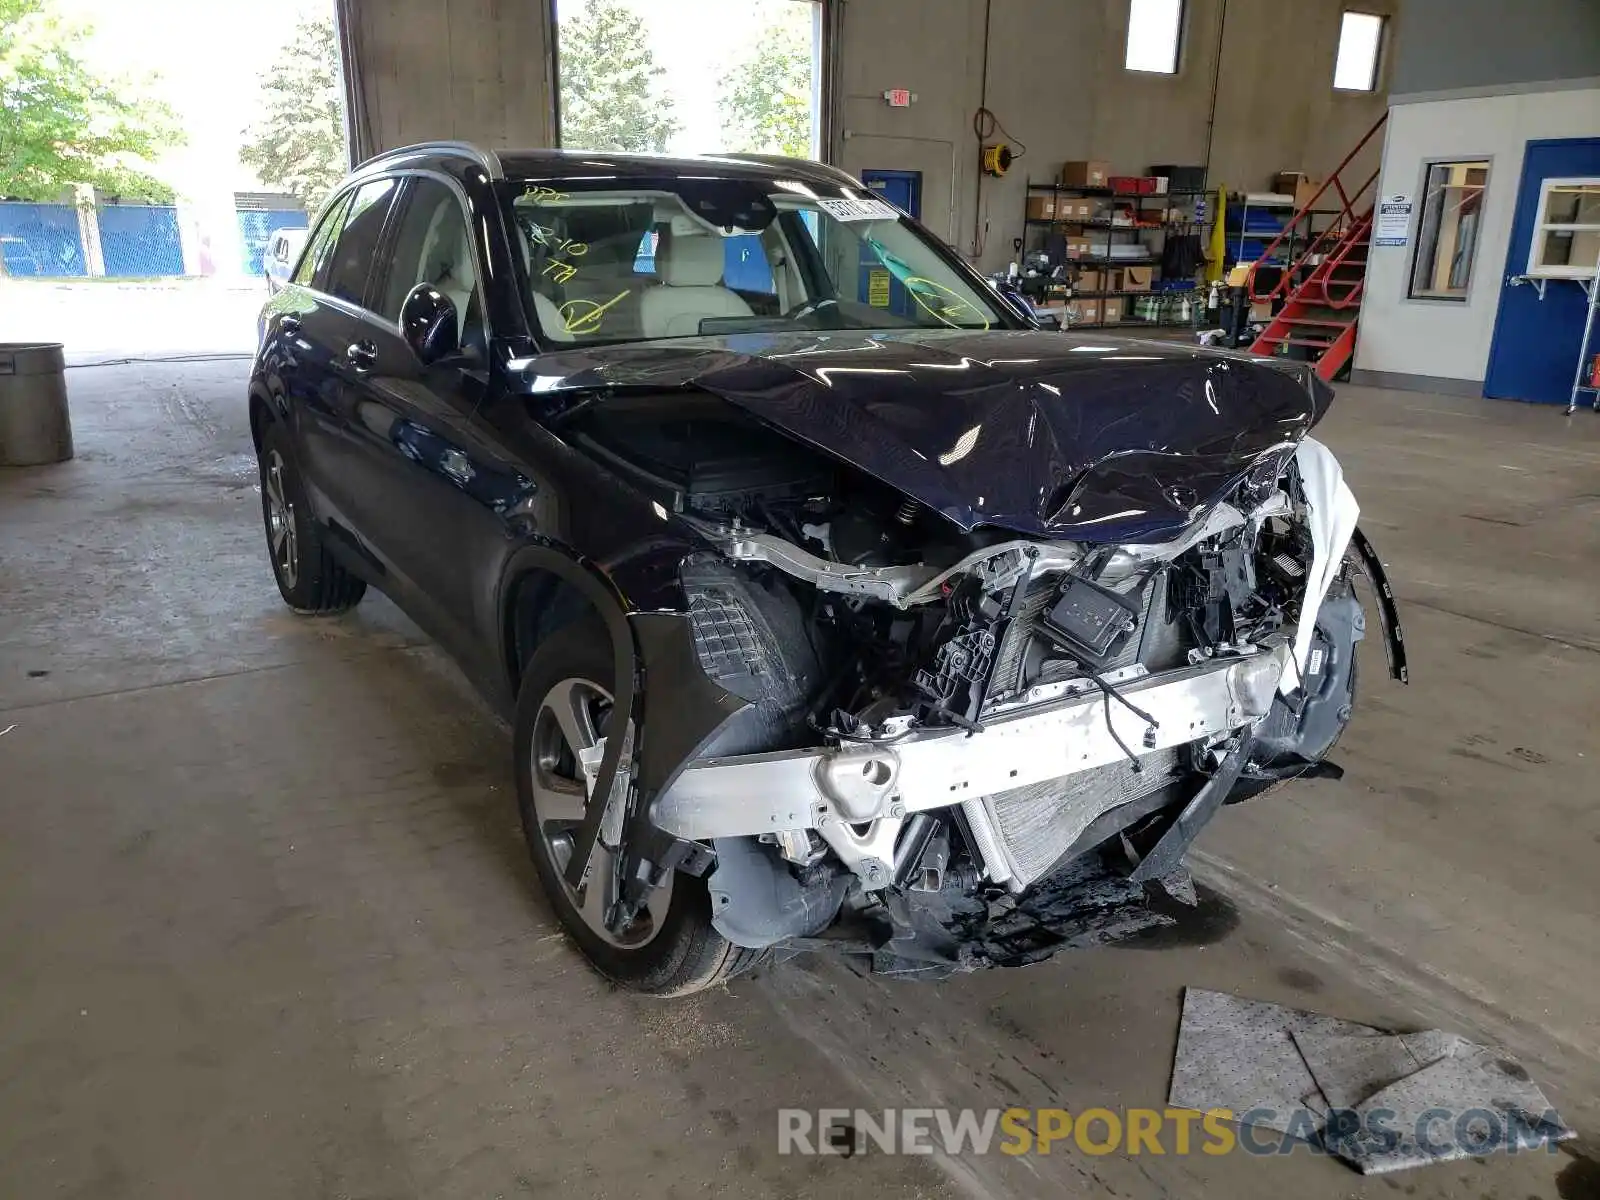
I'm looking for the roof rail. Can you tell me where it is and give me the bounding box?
[358,141,504,179]
[717,152,861,189]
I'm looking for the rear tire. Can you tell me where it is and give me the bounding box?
[512,620,761,995]
[257,419,367,615]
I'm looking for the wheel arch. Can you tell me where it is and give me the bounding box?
[248,381,287,452]
[498,544,636,706]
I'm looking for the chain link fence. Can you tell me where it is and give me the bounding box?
[0,203,88,277]
[97,205,184,276]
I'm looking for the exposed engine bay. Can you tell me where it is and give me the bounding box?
[565,387,1408,977]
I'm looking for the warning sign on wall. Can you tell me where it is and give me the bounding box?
[1374,194,1413,246]
[868,268,892,307]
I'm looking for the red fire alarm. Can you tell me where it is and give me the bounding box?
[883,88,914,108]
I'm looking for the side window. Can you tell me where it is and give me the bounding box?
[293,192,350,287]
[324,177,398,307]
[376,178,481,337]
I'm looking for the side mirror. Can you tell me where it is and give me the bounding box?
[399,283,459,366]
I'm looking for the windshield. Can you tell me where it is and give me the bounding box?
[500,175,1017,347]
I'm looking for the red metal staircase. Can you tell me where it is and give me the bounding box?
[1247,115,1388,382]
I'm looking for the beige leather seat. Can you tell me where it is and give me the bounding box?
[417,200,477,341]
[638,227,752,339]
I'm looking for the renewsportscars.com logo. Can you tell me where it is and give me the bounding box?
[778,1106,1567,1159]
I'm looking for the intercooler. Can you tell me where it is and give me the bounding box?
[986,749,1180,887]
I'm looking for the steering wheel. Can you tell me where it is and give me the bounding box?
[782,298,839,321]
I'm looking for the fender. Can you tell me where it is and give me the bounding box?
[494,541,751,897]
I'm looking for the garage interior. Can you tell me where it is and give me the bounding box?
[2,1,1600,1197]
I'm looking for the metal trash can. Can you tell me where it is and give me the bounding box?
[0,343,73,466]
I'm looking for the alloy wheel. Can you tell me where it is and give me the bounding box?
[528,677,671,948]
[264,449,299,589]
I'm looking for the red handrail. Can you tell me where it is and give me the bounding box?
[1247,113,1388,303]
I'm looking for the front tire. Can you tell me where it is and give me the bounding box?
[257,418,366,614]
[512,622,760,995]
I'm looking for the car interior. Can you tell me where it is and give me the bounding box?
[511,192,794,345]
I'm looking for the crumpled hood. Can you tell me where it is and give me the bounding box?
[522,327,1332,543]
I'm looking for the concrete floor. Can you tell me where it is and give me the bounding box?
[3,283,1599,1199]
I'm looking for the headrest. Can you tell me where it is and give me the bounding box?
[657,229,726,287]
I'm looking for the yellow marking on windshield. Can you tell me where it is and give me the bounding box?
[905,276,990,330]
[562,290,631,335]
[521,184,568,203]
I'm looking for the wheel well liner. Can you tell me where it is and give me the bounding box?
[498,549,636,699]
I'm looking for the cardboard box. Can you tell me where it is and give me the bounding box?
[1059,160,1110,189]
[1099,295,1124,324]
[1076,268,1108,294]
[1121,265,1154,293]
[1065,199,1095,220]
[1064,236,1097,259]
[1249,299,1274,322]
[1026,195,1056,221]
[1273,172,1324,210]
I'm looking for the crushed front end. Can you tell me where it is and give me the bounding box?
[553,348,1408,976]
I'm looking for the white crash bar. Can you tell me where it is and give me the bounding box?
[650,645,1290,842]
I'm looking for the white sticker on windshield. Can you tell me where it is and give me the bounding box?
[817,197,899,222]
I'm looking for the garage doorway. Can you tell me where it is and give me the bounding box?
[553,0,823,158]
[1484,138,1600,404]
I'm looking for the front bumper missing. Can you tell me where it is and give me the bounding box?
[641,645,1290,843]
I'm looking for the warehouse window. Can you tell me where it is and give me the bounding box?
[1409,161,1489,301]
[555,0,823,159]
[1333,12,1385,91]
[1527,177,1600,279]
[1124,0,1183,73]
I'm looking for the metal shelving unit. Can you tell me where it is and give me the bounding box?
[1021,180,1209,329]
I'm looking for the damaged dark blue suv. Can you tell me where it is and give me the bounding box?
[249,142,1406,994]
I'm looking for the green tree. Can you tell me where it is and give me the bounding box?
[557,0,679,153]
[239,15,348,213]
[719,7,813,158]
[0,0,181,203]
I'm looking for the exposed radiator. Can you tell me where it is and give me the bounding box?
[988,749,1180,887]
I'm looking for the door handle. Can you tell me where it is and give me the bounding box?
[346,340,378,371]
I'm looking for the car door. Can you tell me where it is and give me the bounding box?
[262,190,351,521]
[335,174,534,668]
[296,176,403,538]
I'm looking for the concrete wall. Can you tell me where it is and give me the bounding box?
[336,0,558,163]
[1390,0,1600,97]
[1353,85,1600,385]
[831,0,1398,269]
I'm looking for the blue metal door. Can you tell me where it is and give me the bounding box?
[860,169,922,219]
[1484,138,1600,404]
[857,170,923,316]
